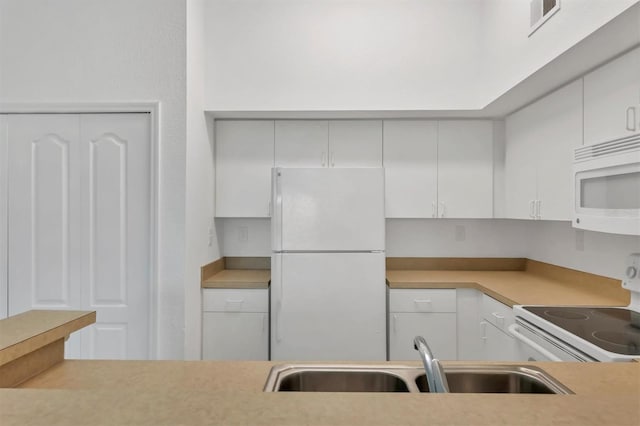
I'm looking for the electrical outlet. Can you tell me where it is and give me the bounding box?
[238,226,249,243]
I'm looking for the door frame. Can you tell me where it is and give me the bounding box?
[0,102,160,358]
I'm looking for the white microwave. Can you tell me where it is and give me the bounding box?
[573,134,640,235]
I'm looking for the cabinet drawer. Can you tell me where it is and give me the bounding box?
[203,289,268,312]
[389,289,457,313]
[481,294,514,332]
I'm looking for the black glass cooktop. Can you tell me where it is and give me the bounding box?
[523,307,640,356]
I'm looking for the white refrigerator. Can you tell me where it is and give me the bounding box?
[271,167,386,361]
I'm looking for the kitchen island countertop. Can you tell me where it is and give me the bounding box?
[3,359,639,425]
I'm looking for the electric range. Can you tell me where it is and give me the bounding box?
[511,253,640,362]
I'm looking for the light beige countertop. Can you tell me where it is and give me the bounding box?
[386,259,629,307]
[3,360,639,425]
[201,257,270,289]
[0,310,95,367]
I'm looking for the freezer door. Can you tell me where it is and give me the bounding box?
[272,168,384,251]
[271,252,386,361]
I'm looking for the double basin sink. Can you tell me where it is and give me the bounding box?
[263,364,573,394]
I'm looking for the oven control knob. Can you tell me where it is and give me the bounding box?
[627,266,638,279]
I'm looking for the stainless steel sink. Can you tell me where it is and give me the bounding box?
[414,365,573,394]
[264,365,416,392]
[263,364,573,394]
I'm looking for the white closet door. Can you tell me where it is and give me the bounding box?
[7,114,84,356]
[0,115,8,319]
[79,114,151,360]
[6,113,151,360]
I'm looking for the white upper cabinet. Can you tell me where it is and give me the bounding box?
[438,121,493,218]
[383,120,493,218]
[328,120,382,167]
[215,120,274,218]
[505,79,583,220]
[275,120,328,167]
[383,120,438,218]
[275,120,382,168]
[584,47,640,146]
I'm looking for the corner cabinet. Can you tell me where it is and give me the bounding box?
[215,120,274,218]
[388,289,457,361]
[274,120,383,168]
[202,288,269,360]
[383,120,494,218]
[504,79,583,221]
[480,294,518,361]
[584,46,640,145]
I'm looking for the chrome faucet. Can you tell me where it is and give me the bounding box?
[413,336,450,393]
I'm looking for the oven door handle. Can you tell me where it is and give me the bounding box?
[508,324,563,362]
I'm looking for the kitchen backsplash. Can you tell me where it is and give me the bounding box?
[218,218,639,280]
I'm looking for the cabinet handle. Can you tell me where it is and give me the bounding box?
[480,321,488,340]
[330,151,335,168]
[321,152,327,167]
[529,200,536,219]
[627,106,637,132]
[392,314,398,334]
[492,312,505,327]
[432,201,437,218]
[224,299,244,311]
[414,299,433,312]
[439,202,445,218]
[536,200,542,220]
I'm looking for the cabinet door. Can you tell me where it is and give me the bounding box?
[274,120,328,167]
[215,120,274,217]
[0,115,7,319]
[437,121,493,218]
[383,120,438,218]
[481,321,517,361]
[202,312,268,360]
[328,120,382,167]
[535,79,583,220]
[388,312,457,361]
[505,104,540,219]
[584,46,640,145]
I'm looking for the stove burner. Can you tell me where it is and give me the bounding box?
[543,310,589,320]
[592,331,640,351]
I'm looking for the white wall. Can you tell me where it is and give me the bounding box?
[205,0,484,111]
[204,0,639,112]
[218,219,271,257]
[0,0,187,359]
[527,221,640,280]
[478,0,640,103]
[386,219,529,258]
[185,0,219,360]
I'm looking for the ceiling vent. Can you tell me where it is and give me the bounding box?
[530,0,561,36]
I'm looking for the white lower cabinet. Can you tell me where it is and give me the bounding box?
[388,289,457,361]
[202,288,269,360]
[480,294,520,361]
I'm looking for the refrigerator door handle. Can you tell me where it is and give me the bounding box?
[272,169,283,251]
[274,301,282,342]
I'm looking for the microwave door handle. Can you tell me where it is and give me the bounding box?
[627,106,637,132]
[508,324,562,362]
